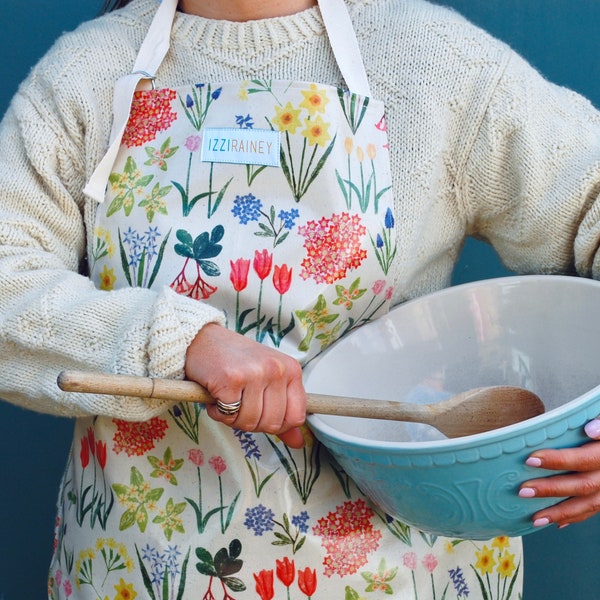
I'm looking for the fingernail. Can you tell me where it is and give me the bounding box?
[526,456,543,468]
[584,419,600,439]
[558,523,570,530]
[533,517,550,527]
[519,487,536,498]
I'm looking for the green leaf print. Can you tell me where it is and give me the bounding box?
[112,466,164,533]
[107,156,154,217]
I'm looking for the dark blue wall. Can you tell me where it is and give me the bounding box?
[1,1,599,598]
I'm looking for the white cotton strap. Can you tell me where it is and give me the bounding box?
[84,0,179,202]
[317,0,371,97]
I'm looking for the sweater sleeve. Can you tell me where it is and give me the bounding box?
[461,51,600,277]
[0,76,225,422]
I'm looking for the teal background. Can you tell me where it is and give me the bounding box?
[1,1,599,597]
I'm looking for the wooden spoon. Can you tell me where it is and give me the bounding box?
[57,370,545,438]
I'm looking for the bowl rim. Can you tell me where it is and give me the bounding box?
[305,274,600,455]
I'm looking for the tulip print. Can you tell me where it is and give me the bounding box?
[297,567,317,598]
[186,452,240,535]
[71,428,114,530]
[267,264,295,347]
[253,249,273,341]
[254,569,274,600]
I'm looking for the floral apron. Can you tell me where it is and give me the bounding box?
[48,1,523,598]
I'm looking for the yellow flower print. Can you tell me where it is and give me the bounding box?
[99,265,117,291]
[238,80,249,100]
[356,146,365,162]
[300,83,330,115]
[344,136,354,154]
[113,578,137,600]
[474,545,496,575]
[444,540,455,554]
[301,115,332,147]
[273,102,302,133]
[366,143,377,160]
[492,536,511,550]
[497,551,517,578]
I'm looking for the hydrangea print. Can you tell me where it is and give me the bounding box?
[112,417,169,456]
[298,212,367,284]
[122,89,178,147]
[312,498,382,577]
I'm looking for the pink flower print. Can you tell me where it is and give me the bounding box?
[298,213,367,284]
[55,570,62,587]
[372,279,386,295]
[63,580,73,597]
[122,88,178,147]
[403,552,418,570]
[188,448,204,466]
[185,135,201,152]
[112,417,169,456]
[313,498,382,577]
[422,553,438,573]
[209,455,227,476]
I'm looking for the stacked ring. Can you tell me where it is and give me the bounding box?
[216,399,242,416]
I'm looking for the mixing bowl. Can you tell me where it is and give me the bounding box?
[303,275,600,539]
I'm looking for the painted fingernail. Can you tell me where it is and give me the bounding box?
[526,456,543,468]
[533,517,550,527]
[519,487,536,498]
[584,419,600,439]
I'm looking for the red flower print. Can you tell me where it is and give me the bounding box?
[312,498,382,577]
[209,455,227,476]
[87,427,96,456]
[272,264,292,295]
[96,440,107,470]
[276,557,295,587]
[254,569,274,600]
[122,88,178,147]
[298,567,317,597]
[188,448,204,466]
[422,553,438,573]
[112,417,168,456]
[230,258,251,292]
[80,437,90,469]
[298,213,367,284]
[253,249,273,281]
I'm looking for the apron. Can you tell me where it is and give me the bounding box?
[48,1,524,598]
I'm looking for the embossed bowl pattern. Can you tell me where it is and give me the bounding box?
[304,275,600,539]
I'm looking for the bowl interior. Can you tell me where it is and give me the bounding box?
[304,275,600,444]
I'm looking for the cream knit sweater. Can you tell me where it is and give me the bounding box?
[1,0,600,420]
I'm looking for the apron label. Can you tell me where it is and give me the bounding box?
[201,127,281,167]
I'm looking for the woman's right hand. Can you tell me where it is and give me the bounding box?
[184,323,307,448]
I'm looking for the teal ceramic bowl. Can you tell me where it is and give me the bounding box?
[304,275,600,539]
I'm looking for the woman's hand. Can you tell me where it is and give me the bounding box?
[519,420,600,528]
[185,323,307,448]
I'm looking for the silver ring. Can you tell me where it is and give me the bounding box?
[216,399,242,416]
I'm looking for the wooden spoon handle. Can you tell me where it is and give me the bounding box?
[56,370,421,421]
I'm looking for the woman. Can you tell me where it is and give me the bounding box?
[2,0,600,598]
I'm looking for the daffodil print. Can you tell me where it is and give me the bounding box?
[471,538,521,600]
[273,102,302,133]
[270,85,337,202]
[300,83,330,115]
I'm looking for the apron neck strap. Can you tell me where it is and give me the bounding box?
[84,0,370,201]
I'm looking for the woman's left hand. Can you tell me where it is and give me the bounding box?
[519,419,600,528]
